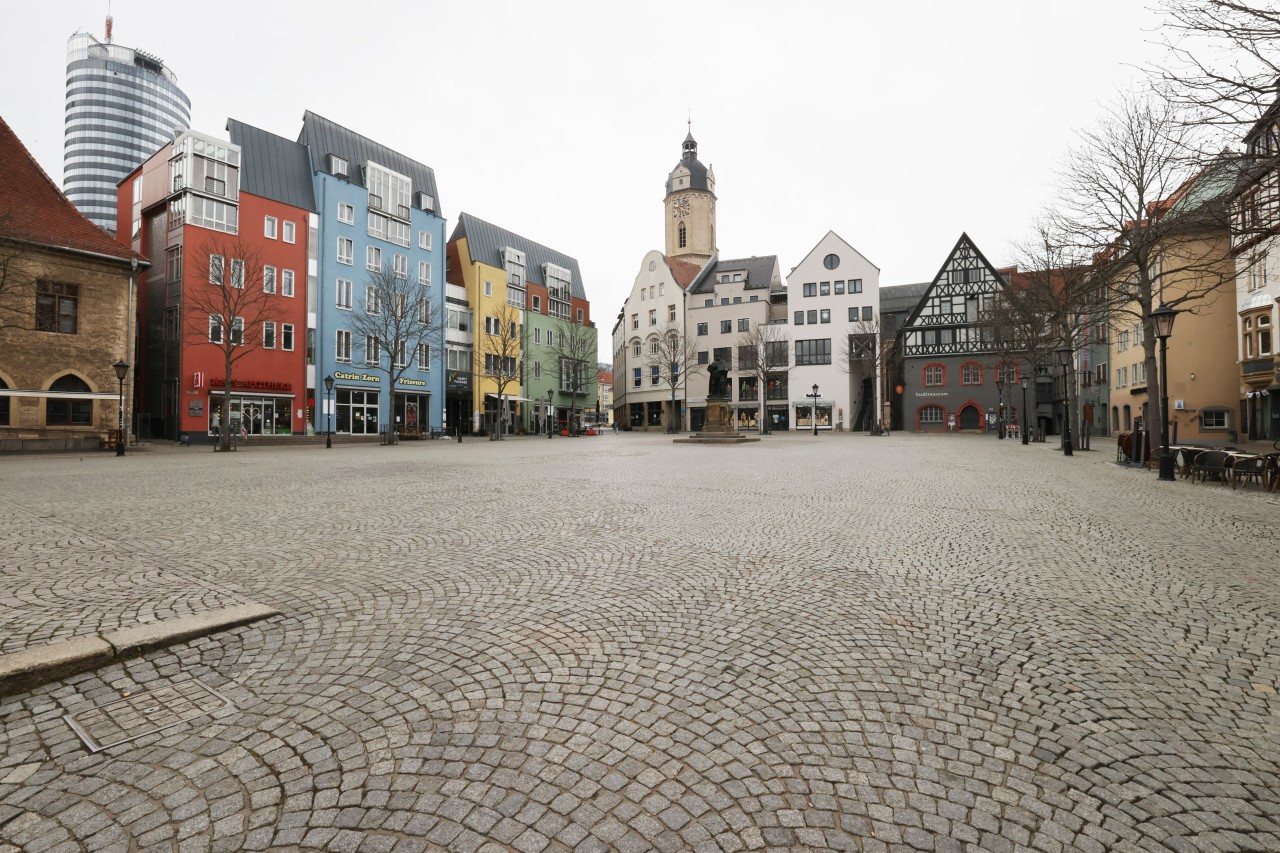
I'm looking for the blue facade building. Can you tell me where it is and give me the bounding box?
[298,112,446,436]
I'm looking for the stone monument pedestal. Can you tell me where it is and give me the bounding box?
[673,396,760,444]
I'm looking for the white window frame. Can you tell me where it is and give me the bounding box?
[418,341,431,370]
[230,259,245,288]
[264,216,277,239]
[365,335,380,365]
[230,317,244,346]
[419,230,432,250]
[282,323,295,352]
[209,313,223,343]
[337,278,353,310]
[337,202,354,224]
[335,329,352,363]
[393,338,408,368]
[337,237,353,265]
[210,255,225,285]
[282,269,295,298]
[263,265,277,294]
[282,221,296,244]
[263,320,276,349]
[367,245,381,272]
[484,280,493,297]
[418,260,431,286]
[394,253,408,280]
[366,285,381,315]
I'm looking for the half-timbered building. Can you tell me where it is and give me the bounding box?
[900,233,1022,433]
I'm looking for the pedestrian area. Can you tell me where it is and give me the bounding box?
[1,433,1278,852]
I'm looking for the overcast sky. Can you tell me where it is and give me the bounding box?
[6,0,1168,358]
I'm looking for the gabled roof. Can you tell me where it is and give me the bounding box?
[879,282,930,316]
[0,116,145,265]
[902,233,1005,329]
[227,118,316,213]
[449,212,587,301]
[297,111,442,216]
[687,255,782,294]
[788,230,880,277]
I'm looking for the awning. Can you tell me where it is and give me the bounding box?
[485,393,533,402]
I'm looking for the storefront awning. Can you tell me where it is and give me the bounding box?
[485,393,533,402]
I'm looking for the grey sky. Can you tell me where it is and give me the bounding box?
[6,0,1166,355]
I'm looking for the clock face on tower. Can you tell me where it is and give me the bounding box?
[672,195,691,218]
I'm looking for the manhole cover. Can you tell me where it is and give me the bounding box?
[64,679,233,752]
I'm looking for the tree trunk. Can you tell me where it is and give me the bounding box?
[221,351,233,452]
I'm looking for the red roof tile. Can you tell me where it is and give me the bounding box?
[0,116,145,265]
[665,256,703,290]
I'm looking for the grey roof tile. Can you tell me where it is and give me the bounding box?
[449,212,588,302]
[226,118,316,212]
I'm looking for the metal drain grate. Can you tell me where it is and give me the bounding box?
[64,679,233,752]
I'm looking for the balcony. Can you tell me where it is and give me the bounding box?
[1242,357,1275,382]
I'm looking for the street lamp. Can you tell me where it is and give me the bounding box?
[323,374,334,449]
[547,388,555,439]
[112,360,129,457]
[807,384,820,436]
[1020,376,1029,446]
[1152,303,1179,481]
[1055,346,1073,457]
[995,373,1005,440]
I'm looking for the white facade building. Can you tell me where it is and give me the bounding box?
[786,232,882,432]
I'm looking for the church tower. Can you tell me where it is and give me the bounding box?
[664,124,717,266]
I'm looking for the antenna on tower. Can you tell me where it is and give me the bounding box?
[105,0,113,43]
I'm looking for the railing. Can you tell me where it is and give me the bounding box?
[1242,357,1274,376]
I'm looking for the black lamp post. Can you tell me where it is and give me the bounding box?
[807,384,820,436]
[1020,376,1029,446]
[324,375,334,449]
[112,360,129,457]
[547,388,554,439]
[1152,303,1178,481]
[996,373,1005,440]
[1056,346,1073,456]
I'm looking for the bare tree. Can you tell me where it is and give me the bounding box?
[839,317,893,434]
[1055,90,1235,447]
[348,261,445,439]
[0,215,37,338]
[184,236,271,451]
[546,317,597,435]
[475,302,521,439]
[649,322,705,433]
[737,321,789,434]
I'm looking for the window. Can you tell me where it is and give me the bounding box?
[834,281,845,295]
[532,295,541,311]
[961,363,983,385]
[337,237,353,265]
[337,279,353,309]
[803,283,816,297]
[264,215,278,239]
[283,221,295,243]
[209,313,224,344]
[1116,366,1128,388]
[698,350,709,364]
[819,309,830,324]
[365,335,380,365]
[1202,409,1228,429]
[848,307,857,322]
[230,317,244,346]
[45,375,92,426]
[281,269,295,297]
[35,282,78,334]
[368,212,410,247]
[263,321,276,349]
[738,318,750,332]
[795,311,805,325]
[418,342,431,370]
[1094,362,1107,384]
[919,405,944,425]
[366,285,381,315]
[650,338,660,355]
[230,259,244,288]
[1262,326,1273,356]
[631,314,639,330]
[393,253,408,279]
[651,365,660,385]
[668,304,677,322]
[577,308,585,323]
[393,339,408,368]
[418,260,431,286]
[338,202,354,224]
[923,364,945,386]
[720,319,732,334]
[329,155,348,177]
[633,367,641,388]
[807,310,817,324]
[649,309,657,326]
[282,324,294,351]
[678,221,687,248]
[696,322,708,336]
[862,306,873,321]
[795,339,832,365]
[367,246,381,271]
[335,331,352,363]
[210,255,225,285]
[1248,251,1268,291]
[850,279,863,294]
[263,265,277,294]
[366,160,412,220]
[419,230,432,250]
[820,282,831,296]
[1117,329,1129,352]
[632,341,641,357]
[659,283,665,295]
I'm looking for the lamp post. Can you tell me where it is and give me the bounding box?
[996,373,1005,440]
[1055,347,1073,456]
[547,388,554,439]
[112,360,129,457]
[1020,376,1029,446]
[807,384,820,436]
[323,375,334,449]
[1152,303,1178,481]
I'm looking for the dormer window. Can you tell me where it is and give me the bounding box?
[329,155,348,178]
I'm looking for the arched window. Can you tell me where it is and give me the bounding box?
[678,221,687,249]
[46,374,93,426]
[1112,406,1119,431]
[649,335,660,355]
[631,338,642,358]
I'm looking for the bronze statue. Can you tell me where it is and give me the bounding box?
[708,358,730,398]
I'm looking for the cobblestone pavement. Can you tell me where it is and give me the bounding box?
[2,433,1278,853]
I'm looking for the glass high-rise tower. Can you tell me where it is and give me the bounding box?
[63,25,190,234]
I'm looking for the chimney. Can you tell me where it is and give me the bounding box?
[105,15,113,43]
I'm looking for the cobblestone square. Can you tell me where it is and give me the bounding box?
[1,433,1278,852]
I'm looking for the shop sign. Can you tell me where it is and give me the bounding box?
[211,377,291,392]
[189,399,204,416]
[447,370,471,391]
[333,371,380,383]
[398,377,427,387]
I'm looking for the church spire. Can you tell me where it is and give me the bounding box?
[683,115,697,161]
